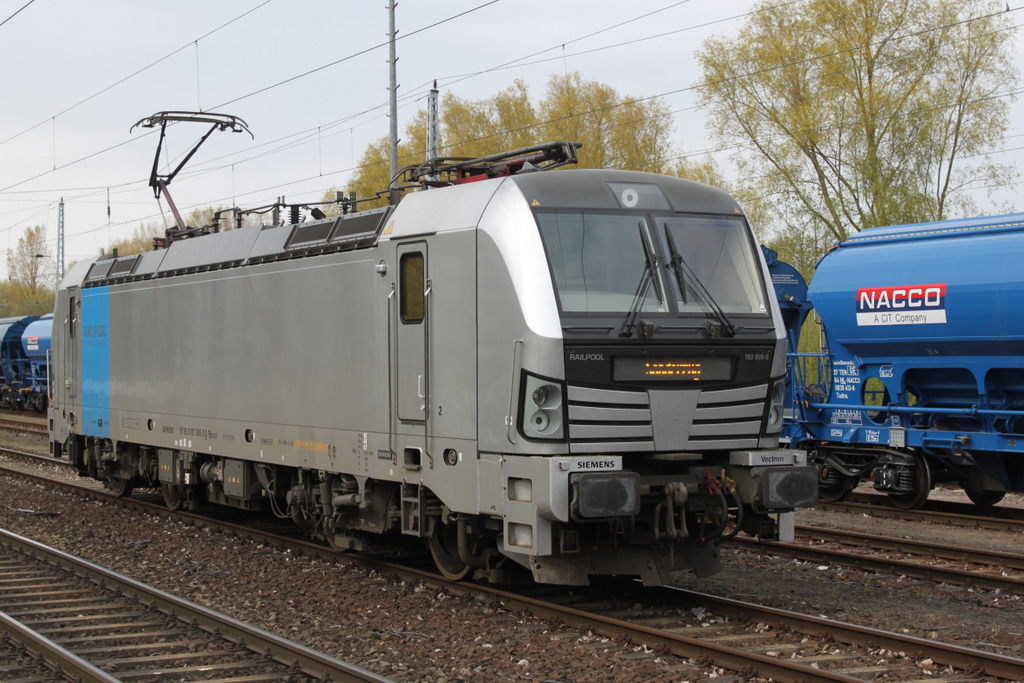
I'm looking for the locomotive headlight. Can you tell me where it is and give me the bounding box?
[764,379,785,434]
[521,372,566,441]
[531,382,561,408]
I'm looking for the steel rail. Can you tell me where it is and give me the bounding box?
[0,447,73,468]
[0,609,121,683]
[819,499,1024,532]
[846,490,1024,522]
[0,411,46,424]
[733,535,1024,595]
[5,458,1022,681]
[638,584,1024,681]
[0,527,395,683]
[0,459,869,682]
[478,590,868,683]
[795,524,1024,570]
[0,416,47,437]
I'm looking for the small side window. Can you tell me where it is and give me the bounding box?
[400,252,424,323]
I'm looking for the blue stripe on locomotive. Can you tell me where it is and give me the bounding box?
[81,287,110,438]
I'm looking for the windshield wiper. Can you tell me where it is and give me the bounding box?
[620,222,662,338]
[664,225,736,338]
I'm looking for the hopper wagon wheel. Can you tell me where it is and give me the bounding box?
[106,477,134,498]
[161,483,187,511]
[962,482,1006,508]
[427,521,472,581]
[887,452,931,510]
[818,468,857,502]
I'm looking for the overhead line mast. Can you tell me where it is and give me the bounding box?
[57,197,64,290]
[388,1,400,206]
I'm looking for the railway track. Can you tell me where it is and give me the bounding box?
[819,497,1024,533]
[2,450,1023,682]
[515,581,1024,682]
[733,524,1024,595]
[0,413,47,438]
[847,488,1024,517]
[0,527,394,683]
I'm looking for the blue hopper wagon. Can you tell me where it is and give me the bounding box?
[0,314,52,412]
[770,213,1024,508]
[21,313,52,412]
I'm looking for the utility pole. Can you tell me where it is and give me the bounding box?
[426,80,439,181]
[57,198,64,290]
[387,0,400,205]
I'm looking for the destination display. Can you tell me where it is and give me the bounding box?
[613,356,732,382]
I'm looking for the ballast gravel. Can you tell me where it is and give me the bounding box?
[0,456,728,683]
[2,440,1023,681]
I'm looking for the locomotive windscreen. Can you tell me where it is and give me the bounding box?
[662,215,769,315]
[536,212,668,313]
[536,208,769,318]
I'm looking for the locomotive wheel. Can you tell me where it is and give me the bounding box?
[887,452,931,510]
[161,483,186,511]
[106,477,134,498]
[427,522,472,581]
[962,483,1006,508]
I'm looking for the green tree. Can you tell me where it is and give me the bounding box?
[108,222,163,256]
[442,79,538,158]
[339,73,675,208]
[6,224,55,315]
[697,0,1018,248]
[337,113,431,211]
[539,73,673,172]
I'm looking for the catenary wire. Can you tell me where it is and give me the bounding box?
[4,1,1022,250]
[0,0,277,150]
[0,0,36,29]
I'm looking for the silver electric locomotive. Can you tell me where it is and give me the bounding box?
[50,141,815,585]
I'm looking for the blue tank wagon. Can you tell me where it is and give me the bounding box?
[779,213,1024,508]
[0,315,39,410]
[20,314,52,412]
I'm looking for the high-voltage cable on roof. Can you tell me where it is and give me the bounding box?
[398,140,582,189]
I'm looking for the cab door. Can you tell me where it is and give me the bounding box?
[49,289,78,450]
[64,290,79,403]
[396,242,429,424]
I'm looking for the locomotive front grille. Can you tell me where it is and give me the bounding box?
[687,384,767,450]
[566,385,653,454]
[567,383,767,453]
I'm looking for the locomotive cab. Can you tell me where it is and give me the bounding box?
[456,170,817,583]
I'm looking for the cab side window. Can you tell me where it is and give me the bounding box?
[400,252,424,323]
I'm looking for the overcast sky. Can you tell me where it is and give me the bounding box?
[1,0,1022,277]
